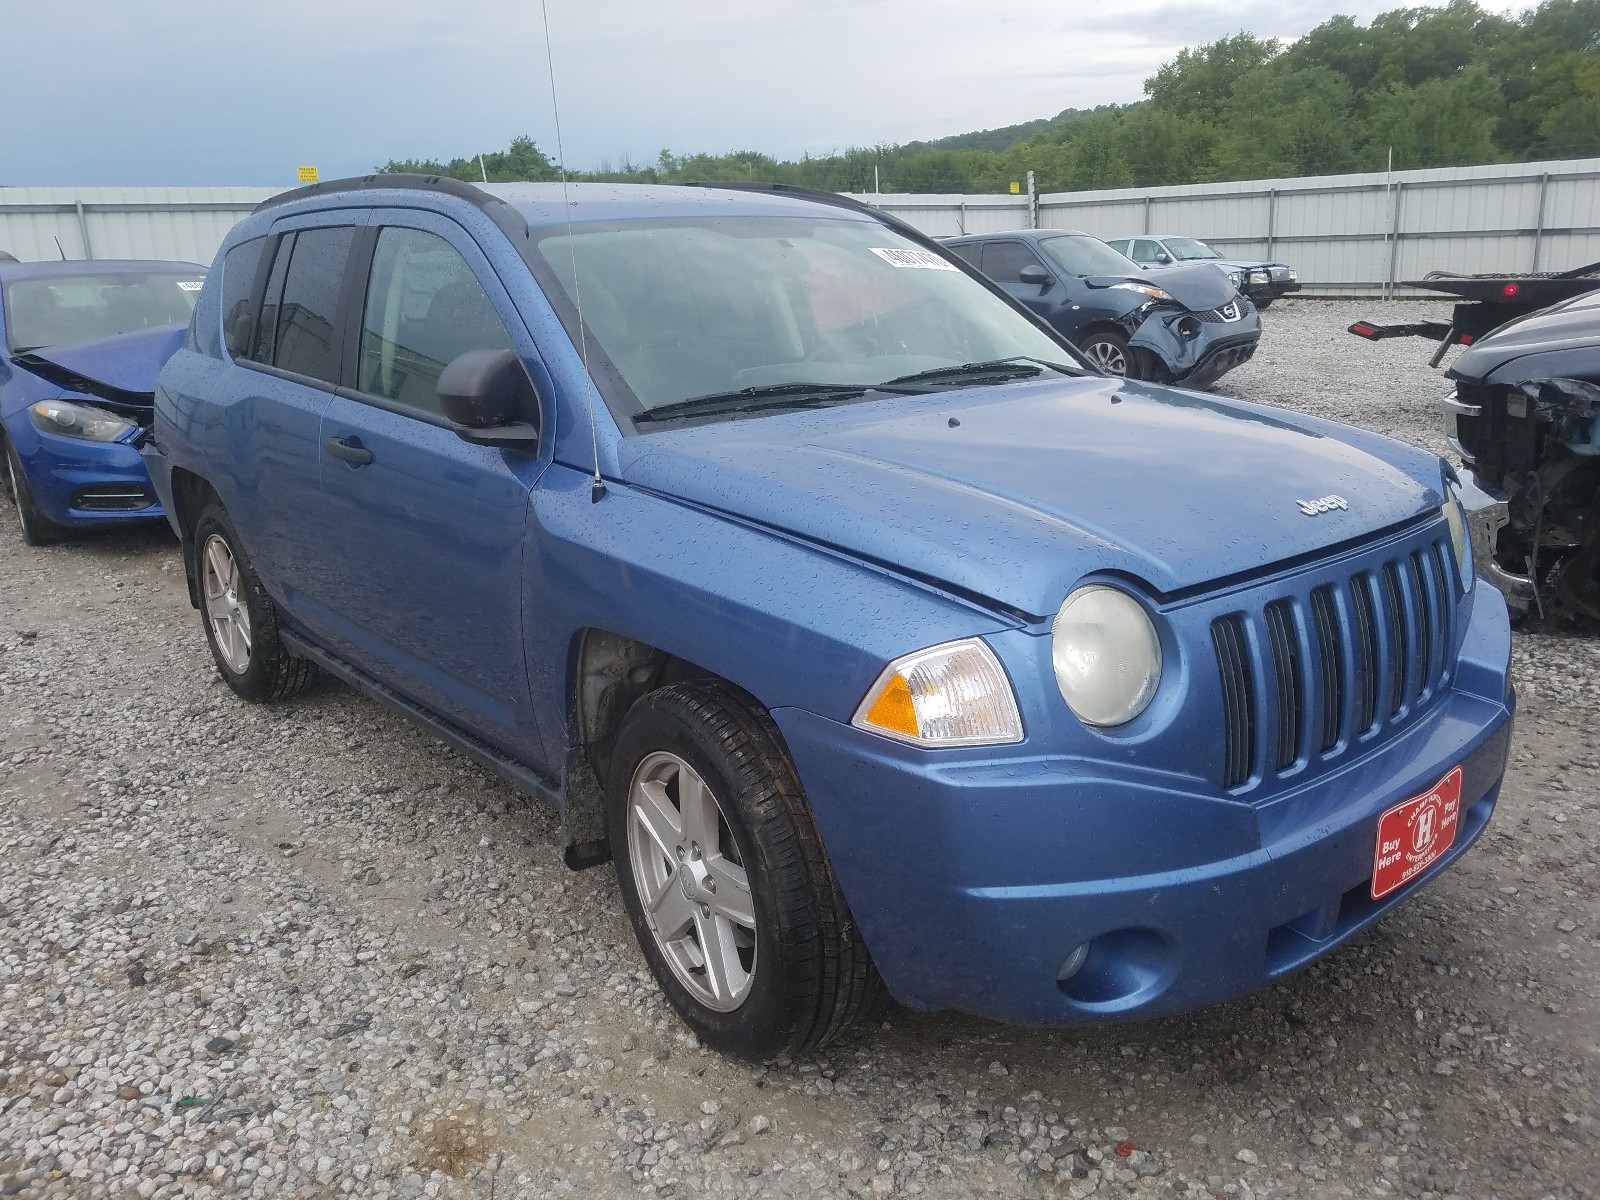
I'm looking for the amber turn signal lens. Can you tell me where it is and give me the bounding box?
[851,638,1024,748]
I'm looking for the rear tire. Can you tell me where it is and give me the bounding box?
[608,681,879,1060]
[1077,330,1138,379]
[191,503,316,703]
[1254,298,1274,310]
[2,435,66,547]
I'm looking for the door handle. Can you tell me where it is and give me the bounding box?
[324,436,373,465]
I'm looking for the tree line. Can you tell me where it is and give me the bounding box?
[380,0,1600,195]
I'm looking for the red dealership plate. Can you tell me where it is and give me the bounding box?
[1371,767,1463,900]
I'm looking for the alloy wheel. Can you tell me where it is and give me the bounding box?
[201,533,253,674]
[626,750,757,1012]
[1084,339,1128,376]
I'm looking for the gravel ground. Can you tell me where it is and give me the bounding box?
[1,299,1596,1200]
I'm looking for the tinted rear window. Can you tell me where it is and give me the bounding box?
[271,226,357,384]
[221,238,266,360]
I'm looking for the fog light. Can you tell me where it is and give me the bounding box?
[1056,943,1090,981]
[1176,315,1201,341]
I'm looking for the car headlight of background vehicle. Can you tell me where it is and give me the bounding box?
[29,399,137,442]
[1227,269,1244,290]
[1051,586,1163,727]
[1108,281,1171,301]
[853,638,1023,747]
[1442,486,1471,585]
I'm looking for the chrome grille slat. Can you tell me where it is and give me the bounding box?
[1350,574,1380,733]
[1310,586,1343,752]
[1264,600,1302,771]
[1212,615,1255,790]
[1380,562,1408,715]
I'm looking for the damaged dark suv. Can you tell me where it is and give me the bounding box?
[944,230,1260,389]
[1447,289,1600,618]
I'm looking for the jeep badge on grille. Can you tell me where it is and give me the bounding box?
[1297,495,1349,516]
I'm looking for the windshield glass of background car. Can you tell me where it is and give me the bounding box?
[532,217,1074,415]
[1036,235,1142,278]
[3,272,204,352]
[1164,238,1221,261]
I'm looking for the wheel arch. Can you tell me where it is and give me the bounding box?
[559,628,762,871]
[167,467,222,609]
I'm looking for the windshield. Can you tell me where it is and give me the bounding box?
[1163,237,1221,261]
[1036,235,1141,278]
[4,271,204,353]
[532,217,1078,418]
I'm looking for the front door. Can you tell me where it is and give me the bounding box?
[309,215,548,759]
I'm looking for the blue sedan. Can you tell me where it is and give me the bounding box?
[0,258,203,543]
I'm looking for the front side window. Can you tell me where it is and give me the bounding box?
[530,217,1076,419]
[357,227,515,415]
[1129,239,1165,263]
[1037,235,1143,278]
[3,270,204,353]
[979,241,1046,284]
[272,225,357,384]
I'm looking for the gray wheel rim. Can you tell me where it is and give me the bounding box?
[201,533,253,674]
[626,750,757,1012]
[1084,339,1127,376]
[4,449,25,539]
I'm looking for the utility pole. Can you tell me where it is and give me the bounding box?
[479,154,489,183]
[874,164,880,195]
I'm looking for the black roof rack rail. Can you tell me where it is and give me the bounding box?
[677,180,944,252]
[251,173,531,244]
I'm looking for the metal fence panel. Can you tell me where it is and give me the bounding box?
[6,162,1600,296]
[854,157,1600,295]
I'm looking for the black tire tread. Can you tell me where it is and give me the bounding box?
[192,503,317,703]
[615,681,879,1058]
[3,435,65,547]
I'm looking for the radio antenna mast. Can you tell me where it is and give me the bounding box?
[540,0,606,503]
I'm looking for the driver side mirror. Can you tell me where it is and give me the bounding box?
[437,348,542,452]
[1018,264,1052,288]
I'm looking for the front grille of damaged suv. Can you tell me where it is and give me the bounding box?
[1210,538,1456,791]
[1197,299,1250,323]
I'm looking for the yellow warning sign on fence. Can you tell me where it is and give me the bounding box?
[297,166,320,184]
[1009,181,1020,194]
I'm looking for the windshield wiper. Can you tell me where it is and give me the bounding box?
[634,380,927,424]
[881,356,1084,387]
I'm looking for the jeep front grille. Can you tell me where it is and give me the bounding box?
[1209,538,1456,792]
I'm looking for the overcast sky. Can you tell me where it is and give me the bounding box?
[7,0,1537,187]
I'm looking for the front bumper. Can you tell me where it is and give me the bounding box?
[4,417,163,526]
[775,578,1513,1026]
[1456,467,1534,614]
[1130,305,1261,389]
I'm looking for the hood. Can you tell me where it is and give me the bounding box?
[1448,289,1600,383]
[10,323,187,404]
[1102,262,1238,310]
[618,376,1441,617]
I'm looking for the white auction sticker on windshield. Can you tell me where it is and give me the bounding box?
[869,247,958,271]
[177,281,204,291]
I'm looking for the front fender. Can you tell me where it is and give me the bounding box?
[522,462,1018,765]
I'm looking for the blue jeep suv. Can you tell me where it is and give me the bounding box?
[146,175,1514,1059]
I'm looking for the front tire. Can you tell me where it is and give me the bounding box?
[1077,329,1137,378]
[191,503,315,703]
[1254,297,1274,310]
[607,681,878,1060]
[2,435,66,546]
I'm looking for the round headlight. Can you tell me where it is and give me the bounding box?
[1442,489,1470,584]
[1051,586,1163,727]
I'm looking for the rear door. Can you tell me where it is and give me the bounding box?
[308,211,549,758]
[215,217,366,611]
